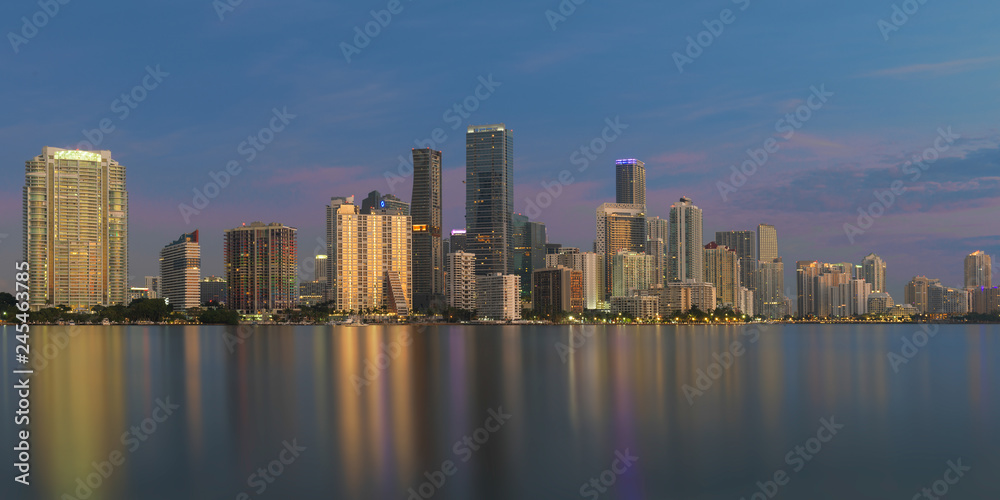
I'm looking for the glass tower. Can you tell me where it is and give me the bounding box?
[411,148,444,310]
[466,124,514,276]
[615,159,646,206]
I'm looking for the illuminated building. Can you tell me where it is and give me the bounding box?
[703,242,741,308]
[476,273,521,321]
[466,124,514,275]
[615,158,646,206]
[596,203,646,299]
[411,148,444,310]
[668,197,703,282]
[965,251,992,289]
[446,251,476,311]
[532,266,583,316]
[159,230,201,311]
[224,222,298,314]
[23,147,128,311]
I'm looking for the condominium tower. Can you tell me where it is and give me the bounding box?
[615,159,646,206]
[23,147,128,311]
[224,222,298,313]
[668,197,703,282]
[411,148,444,310]
[965,251,992,289]
[466,124,514,275]
[596,203,646,298]
[159,230,201,311]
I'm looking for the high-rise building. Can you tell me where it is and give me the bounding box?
[446,252,477,311]
[476,273,521,321]
[200,276,228,306]
[545,252,601,310]
[511,214,547,295]
[298,280,326,306]
[867,293,894,315]
[23,147,128,311]
[596,203,646,298]
[716,230,757,298]
[224,222,298,314]
[411,148,444,310]
[904,276,938,314]
[860,253,887,293]
[360,190,409,215]
[314,255,329,283]
[615,159,646,206]
[450,229,468,253]
[611,293,659,319]
[703,243,741,309]
[834,279,871,317]
[970,287,1000,314]
[160,231,201,311]
[611,251,656,297]
[144,276,161,299]
[965,251,992,289]
[668,197,703,283]
[757,224,778,263]
[757,258,785,319]
[466,124,514,275]
[327,196,411,315]
[647,217,669,285]
[928,284,968,315]
[128,288,152,304]
[796,261,822,317]
[658,280,717,315]
[532,266,584,317]
[796,261,852,317]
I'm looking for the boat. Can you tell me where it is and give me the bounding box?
[102,318,111,326]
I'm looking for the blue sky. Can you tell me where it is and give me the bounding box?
[1,0,998,300]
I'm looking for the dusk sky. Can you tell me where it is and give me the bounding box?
[2,0,998,299]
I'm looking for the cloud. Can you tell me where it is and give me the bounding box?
[863,56,1000,78]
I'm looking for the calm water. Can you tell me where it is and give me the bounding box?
[2,324,998,499]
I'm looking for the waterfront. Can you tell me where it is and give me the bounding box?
[2,324,998,499]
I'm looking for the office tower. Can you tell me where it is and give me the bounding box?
[160,231,201,311]
[327,196,412,315]
[545,252,601,310]
[511,214,547,295]
[904,276,938,314]
[927,284,968,315]
[144,276,161,299]
[466,124,514,275]
[476,273,521,321]
[314,255,329,283]
[647,216,668,284]
[450,229,467,253]
[796,261,821,317]
[970,287,1000,314]
[757,224,778,263]
[611,250,656,297]
[224,222,298,314]
[545,243,563,255]
[717,230,757,298]
[360,190,409,215]
[411,148,444,310]
[645,237,666,287]
[703,243,741,308]
[867,293,894,314]
[615,159,646,206]
[532,266,584,317]
[298,280,326,306]
[200,276,228,306]
[596,203,646,298]
[23,147,128,311]
[757,258,785,319]
[965,251,992,289]
[668,197,703,283]
[446,251,477,311]
[798,261,853,317]
[860,253,887,293]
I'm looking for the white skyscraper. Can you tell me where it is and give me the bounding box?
[23,147,128,311]
[160,231,201,311]
[668,197,703,282]
[965,251,992,289]
[861,253,887,293]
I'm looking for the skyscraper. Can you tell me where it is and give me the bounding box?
[668,197,703,282]
[449,229,468,253]
[532,266,584,317]
[411,148,444,310]
[611,250,656,297]
[512,214,547,295]
[545,252,601,310]
[904,276,938,314]
[965,251,992,289]
[144,276,161,299]
[717,230,758,299]
[466,124,514,275]
[757,224,778,263]
[647,216,669,286]
[615,159,646,206]
[596,203,646,298]
[224,222,298,313]
[476,273,521,321]
[327,196,412,315]
[860,253,887,293]
[160,230,201,311]
[23,147,128,311]
[446,251,477,311]
[314,255,329,283]
[757,258,785,319]
[703,242,741,308]
[360,190,409,215]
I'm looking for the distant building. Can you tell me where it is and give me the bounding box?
[360,190,409,215]
[615,159,646,206]
[160,230,201,311]
[144,276,161,299]
[466,124,514,276]
[703,242,741,309]
[928,284,968,315]
[757,224,778,263]
[200,276,228,306]
[611,251,655,298]
[314,255,329,283]
[757,259,785,319]
[611,293,659,319]
[449,229,468,253]
[867,293,894,315]
[511,214,547,296]
[668,197,703,282]
[904,276,938,314]
[596,203,646,299]
[834,279,871,317]
[970,287,1000,314]
[225,222,298,314]
[446,252,477,311]
[532,266,583,317]
[886,304,919,318]
[737,287,754,316]
[965,251,992,289]
[861,253,887,293]
[717,230,757,303]
[545,252,601,310]
[411,148,444,310]
[298,280,325,307]
[476,273,521,321]
[658,280,716,315]
[128,287,152,305]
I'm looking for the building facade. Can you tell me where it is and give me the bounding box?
[615,159,646,206]
[160,231,201,311]
[904,276,938,314]
[611,294,659,319]
[861,253,887,293]
[200,276,228,306]
[757,224,778,263]
[446,251,477,311]
[757,258,785,319]
[23,147,128,311]
[970,287,1000,314]
[611,251,655,298]
[596,203,646,299]
[411,148,444,310]
[717,230,757,302]
[466,124,514,276]
[703,242,741,309]
[546,251,602,310]
[224,222,298,314]
[668,197,703,283]
[965,251,992,289]
[533,266,584,317]
[512,214,547,296]
[476,273,521,321]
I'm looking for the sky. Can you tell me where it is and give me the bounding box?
[1,0,998,301]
